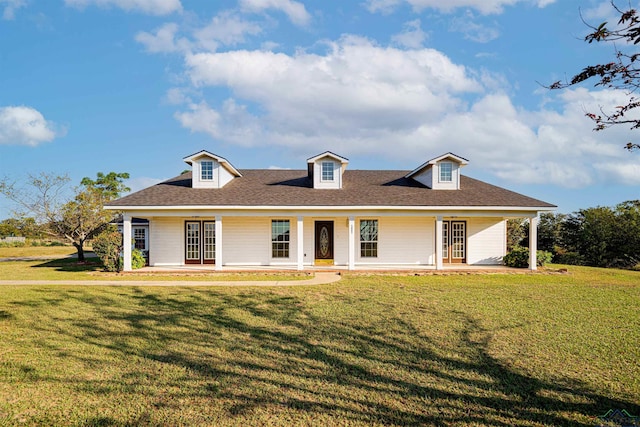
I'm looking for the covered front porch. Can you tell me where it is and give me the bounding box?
[120,212,540,272]
[132,263,529,274]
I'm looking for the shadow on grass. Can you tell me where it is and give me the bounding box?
[9,287,640,426]
[31,257,103,273]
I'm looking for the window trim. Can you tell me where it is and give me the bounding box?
[439,161,453,183]
[271,219,290,259]
[133,226,147,251]
[201,160,214,181]
[359,219,378,258]
[321,161,335,182]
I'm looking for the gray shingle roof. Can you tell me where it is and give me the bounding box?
[106,169,555,209]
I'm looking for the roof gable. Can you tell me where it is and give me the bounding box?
[183,150,242,177]
[306,151,349,165]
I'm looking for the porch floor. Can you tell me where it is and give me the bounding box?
[135,264,529,274]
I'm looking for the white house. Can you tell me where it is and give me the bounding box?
[105,150,555,271]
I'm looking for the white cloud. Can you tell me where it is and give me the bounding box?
[582,1,615,21]
[175,99,262,145]
[183,36,480,141]
[174,102,223,139]
[64,0,182,15]
[193,11,262,51]
[167,34,640,188]
[1,0,26,20]
[365,0,402,15]
[239,0,311,26]
[135,23,188,53]
[136,12,262,53]
[593,161,640,185]
[164,87,193,105]
[392,19,428,48]
[449,11,500,43]
[366,0,555,15]
[0,106,60,146]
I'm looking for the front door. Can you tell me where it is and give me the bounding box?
[442,220,466,263]
[314,221,334,265]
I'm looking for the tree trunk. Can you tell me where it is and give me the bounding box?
[74,242,85,262]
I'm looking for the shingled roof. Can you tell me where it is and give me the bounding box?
[106,169,555,209]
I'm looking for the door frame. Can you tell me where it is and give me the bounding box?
[314,221,334,265]
[184,220,216,265]
[442,220,467,264]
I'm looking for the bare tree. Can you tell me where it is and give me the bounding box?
[549,1,640,151]
[0,171,129,261]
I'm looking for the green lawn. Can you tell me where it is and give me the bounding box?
[0,246,77,258]
[0,266,639,426]
[0,257,307,281]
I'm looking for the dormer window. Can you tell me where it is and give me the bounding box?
[439,162,452,182]
[183,150,242,189]
[307,151,349,189]
[201,161,214,181]
[405,153,468,190]
[321,161,334,181]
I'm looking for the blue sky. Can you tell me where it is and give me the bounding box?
[1,0,639,218]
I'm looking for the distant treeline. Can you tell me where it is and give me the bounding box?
[0,217,45,239]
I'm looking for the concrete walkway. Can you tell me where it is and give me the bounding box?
[0,272,342,287]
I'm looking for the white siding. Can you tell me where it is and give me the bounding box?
[334,218,349,265]
[312,158,342,189]
[411,162,461,190]
[303,218,315,265]
[191,157,236,189]
[149,217,183,265]
[218,164,235,188]
[145,214,505,268]
[358,217,434,265]
[433,161,460,190]
[467,218,506,265]
[302,217,349,266]
[223,216,299,266]
[223,217,270,265]
[192,159,218,189]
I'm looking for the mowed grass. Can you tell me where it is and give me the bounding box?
[0,246,77,258]
[0,258,307,282]
[0,267,639,426]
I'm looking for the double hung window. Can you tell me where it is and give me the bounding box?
[360,219,378,257]
[272,220,290,258]
[321,161,334,181]
[439,162,452,182]
[201,161,214,181]
[440,162,453,182]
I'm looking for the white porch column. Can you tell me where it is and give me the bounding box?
[529,216,538,271]
[215,216,223,271]
[297,216,304,271]
[122,214,132,272]
[348,216,355,271]
[435,216,443,270]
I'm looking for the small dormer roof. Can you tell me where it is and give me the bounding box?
[306,151,349,165]
[404,152,468,179]
[183,150,242,177]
